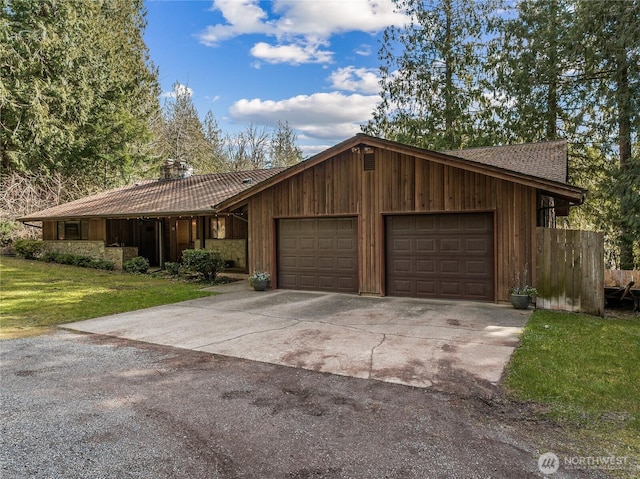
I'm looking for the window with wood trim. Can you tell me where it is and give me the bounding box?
[57,220,89,240]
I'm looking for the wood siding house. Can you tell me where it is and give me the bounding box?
[19,165,284,269]
[214,134,585,302]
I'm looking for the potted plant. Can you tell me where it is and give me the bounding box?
[509,284,538,309]
[248,270,270,291]
[508,263,538,309]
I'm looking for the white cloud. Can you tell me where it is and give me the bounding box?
[270,0,407,38]
[198,0,273,46]
[355,44,373,56]
[251,42,333,65]
[328,67,380,94]
[229,91,380,140]
[198,0,407,64]
[161,83,193,98]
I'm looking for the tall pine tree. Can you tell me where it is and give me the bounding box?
[363,0,498,150]
[1,0,160,187]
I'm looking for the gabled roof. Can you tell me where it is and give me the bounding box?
[442,139,568,183]
[215,134,585,213]
[20,168,285,221]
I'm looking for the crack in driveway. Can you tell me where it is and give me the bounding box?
[368,334,386,379]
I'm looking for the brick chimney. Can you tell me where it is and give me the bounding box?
[160,159,193,180]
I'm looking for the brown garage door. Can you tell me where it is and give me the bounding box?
[277,218,358,293]
[386,213,494,301]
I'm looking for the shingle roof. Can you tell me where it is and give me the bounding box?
[20,168,285,221]
[442,139,568,183]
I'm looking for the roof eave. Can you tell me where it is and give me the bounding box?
[18,209,221,222]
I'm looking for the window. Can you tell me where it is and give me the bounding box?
[57,220,88,240]
[210,217,226,239]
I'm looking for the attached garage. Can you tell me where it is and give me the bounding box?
[277,217,358,293]
[214,134,586,302]
[386,213,495,301]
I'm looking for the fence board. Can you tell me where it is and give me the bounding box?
[536,227,604,316]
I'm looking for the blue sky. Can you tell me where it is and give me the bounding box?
[144,0,408,157]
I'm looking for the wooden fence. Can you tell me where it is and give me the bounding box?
[535,228,604,316]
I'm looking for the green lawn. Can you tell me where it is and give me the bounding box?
[0,256,212,339]
[506,309,640,477]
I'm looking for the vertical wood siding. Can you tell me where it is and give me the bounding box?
[246,148,538,300]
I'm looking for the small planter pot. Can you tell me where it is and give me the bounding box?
[509,293,531,309]
[251,279,268,291]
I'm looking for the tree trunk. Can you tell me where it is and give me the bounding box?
[616,58,634,269]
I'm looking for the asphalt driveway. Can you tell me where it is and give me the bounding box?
[64,283,531,390]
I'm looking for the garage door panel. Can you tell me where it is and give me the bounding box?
[386,214,494,301]
[416,259,435,274]
[392,259,412,273]
[278,218,358,293]
[415,215,436,231]
[440,281,462,296]
[465,238,490,253]
[415,280,436,295]
[416,238,436,252]
[441,260,462,274]
[466,260,490,275]
[440,238,461,253]
[336,238,355,250]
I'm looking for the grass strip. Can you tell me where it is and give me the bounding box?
[0,256,212,339]
[506,309,640,477]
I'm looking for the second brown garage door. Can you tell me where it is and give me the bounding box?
[386,213,494,301]
[277,217,358,293]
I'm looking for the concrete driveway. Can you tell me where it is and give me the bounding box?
[64,283,531,389]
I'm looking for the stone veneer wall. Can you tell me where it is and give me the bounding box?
[104,247,139,270]
[45,241,138,270]
[205,239,246,269]
[46,241,105,258]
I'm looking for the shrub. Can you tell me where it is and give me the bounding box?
[181,249,225,283]
[123,256,150,274]
[89,258,114,270]
[0,220,19,248]
[164,261,181,277]
[40,250,113,270]
[13,239,45,259]
[42,251,62,263]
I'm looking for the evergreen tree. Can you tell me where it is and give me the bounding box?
[363,0,498,150]
[1,0,159,187]
[571,0,640,268]
[487,0,580,143]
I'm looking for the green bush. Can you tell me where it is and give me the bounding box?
[181,249,225,283]
[13,239,45,259]
[89,258,114,270]
[123,256,150,274]
[40,250,113,270]
[42,251,61,263]
[164,261,181,277]
[0,220,19,248]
